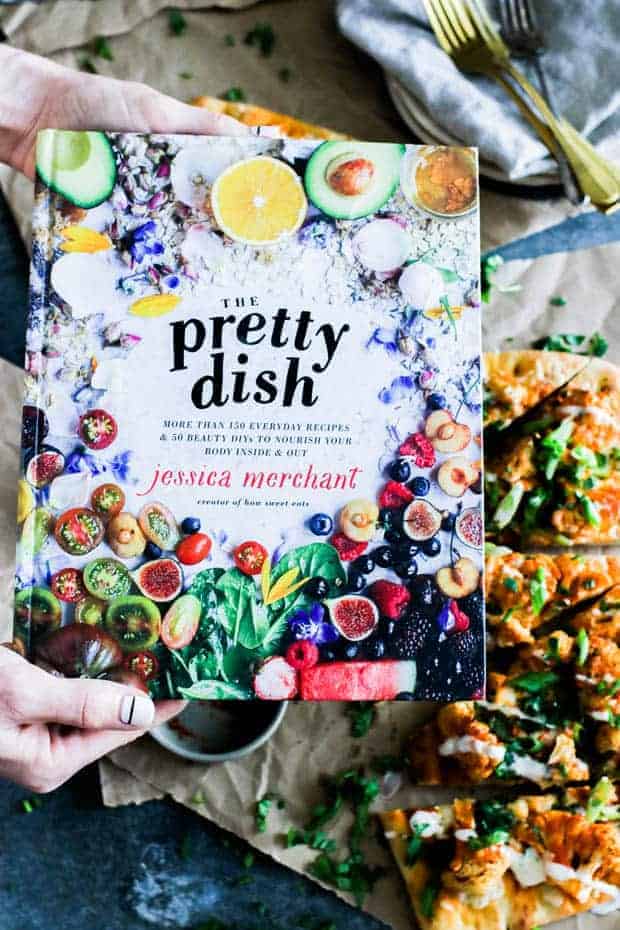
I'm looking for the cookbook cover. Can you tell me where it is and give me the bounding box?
[13,130,483,701]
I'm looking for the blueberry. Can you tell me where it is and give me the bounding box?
[385,620,396,637]
[365,636,385,659]
[409,476,430,497]
[352,554,375,575]
[347,569,366,593]
[442,512,456,531]
[344,643,359,659]
[321,648,338,662]
[309,513,333,536]
[388,459,411,483]
[395,691,416,701]
[383,528,403,547]
[379,507,397,528]
[145,541,163,560]
[305,576,329,599]
[373,545,394,567]
[395,541,419,560]
[181,516,201,534]
[421,536,441,557]
[427,392,447,410]
[394,559,418,579]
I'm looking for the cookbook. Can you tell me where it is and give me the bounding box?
[12,130,483,701]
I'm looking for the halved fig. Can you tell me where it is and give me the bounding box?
[402,499,442,541]
[437,457,479,497]
[35,623,123,677]
[455,507,483,548]
[133,558,183,602]
[436,557,480,598]
[326,595,379,641]
[25,446,65,489]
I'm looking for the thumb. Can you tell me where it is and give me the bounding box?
[28,673,156,731]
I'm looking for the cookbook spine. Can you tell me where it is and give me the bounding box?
[12,132,59,657]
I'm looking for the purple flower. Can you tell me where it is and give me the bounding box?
[288,604,339,644]
[366,327,399,354]
[378,375,416,405]
[130,221,165,262]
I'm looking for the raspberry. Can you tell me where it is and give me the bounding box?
[378,480,414,510]
[286,639,319,670]
[330,532,368,562]
[368,579,410,619]
[398,432,436,468]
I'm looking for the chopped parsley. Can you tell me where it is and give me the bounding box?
[255,792,284,833]
[510,670,559,693]
[224,34,236,47]
[405,823,428,865]
[287,827,337,853]
[578,494,601,527]
[93,36,114,61]
[549,296,567,306]
[575,628,589,665]
[419,880,440,918]
[179,71,194,80]
[244,22,276,56]
[500,607,515,625]
[535,332,608,357]
[221,87,246,102]
[168,8,187,36]
[78,56,98,73]
[530,567,548,616]
[345,702,376,738]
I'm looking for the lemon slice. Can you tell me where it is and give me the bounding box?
[211,156,307,246]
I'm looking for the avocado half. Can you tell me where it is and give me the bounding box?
[304,141,404,220]
[36,130,117,208]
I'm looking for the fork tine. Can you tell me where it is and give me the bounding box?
[518,0,539,33]
[496,0,511,35]
[423,0,461,53]
[467,0,509,56]
[511,0,528,33]
[439,0,476,43]
[506,0,521,33]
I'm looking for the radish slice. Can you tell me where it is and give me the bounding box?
[351,219,410,272]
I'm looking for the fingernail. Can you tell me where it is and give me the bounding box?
[119,693,155,729]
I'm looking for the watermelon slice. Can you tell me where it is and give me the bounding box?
[299,659,416,701]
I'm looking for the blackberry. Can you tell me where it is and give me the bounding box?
[448,628,482,663]
[459,589,483,627]
[415,657,457,702]
[456,663,485,698]
[408,574,439,609]
[391,610,434,658]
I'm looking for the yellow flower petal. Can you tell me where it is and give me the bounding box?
[129,294,182,318]
[261,557,272,604]
[423,304,465,320]
[265,567,307,605]
[59,226,111,253]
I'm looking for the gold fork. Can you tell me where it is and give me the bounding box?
[422,0,619,211]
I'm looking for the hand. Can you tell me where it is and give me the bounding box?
[0,645,184,792]
[0,45,246,178]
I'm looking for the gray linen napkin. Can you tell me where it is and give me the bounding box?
[336,0,620,181]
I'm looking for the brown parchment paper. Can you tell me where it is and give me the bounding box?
[0,2,618,928]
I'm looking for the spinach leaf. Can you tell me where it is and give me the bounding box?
[177,679,252,700]
[216,569,270,649]
[267,543,345,619]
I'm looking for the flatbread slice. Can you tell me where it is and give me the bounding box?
[485,357,620,546]
[485,550,620,647]
[192,95,347,140]
[379,784,620,930]
[484,350,588,429]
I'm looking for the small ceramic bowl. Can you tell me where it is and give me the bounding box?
[401,145,478,220]
[151,700,287,763]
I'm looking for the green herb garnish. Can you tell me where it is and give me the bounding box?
[549,296,567,306]
[93,36,114,61]
[576,627,589,665]
[169,8,187,36]
[535,332,608,357]
[221,87,246,102]
[345,702,376,738]
[503,577,519,592]
[255,792,284,833]
[538,417,573,480]
[510,670,559,693]
[78,56,98,73]
[244,22,276,56]
[530,567,548,616]
[224,34,236,47]
[419,881,440,918]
